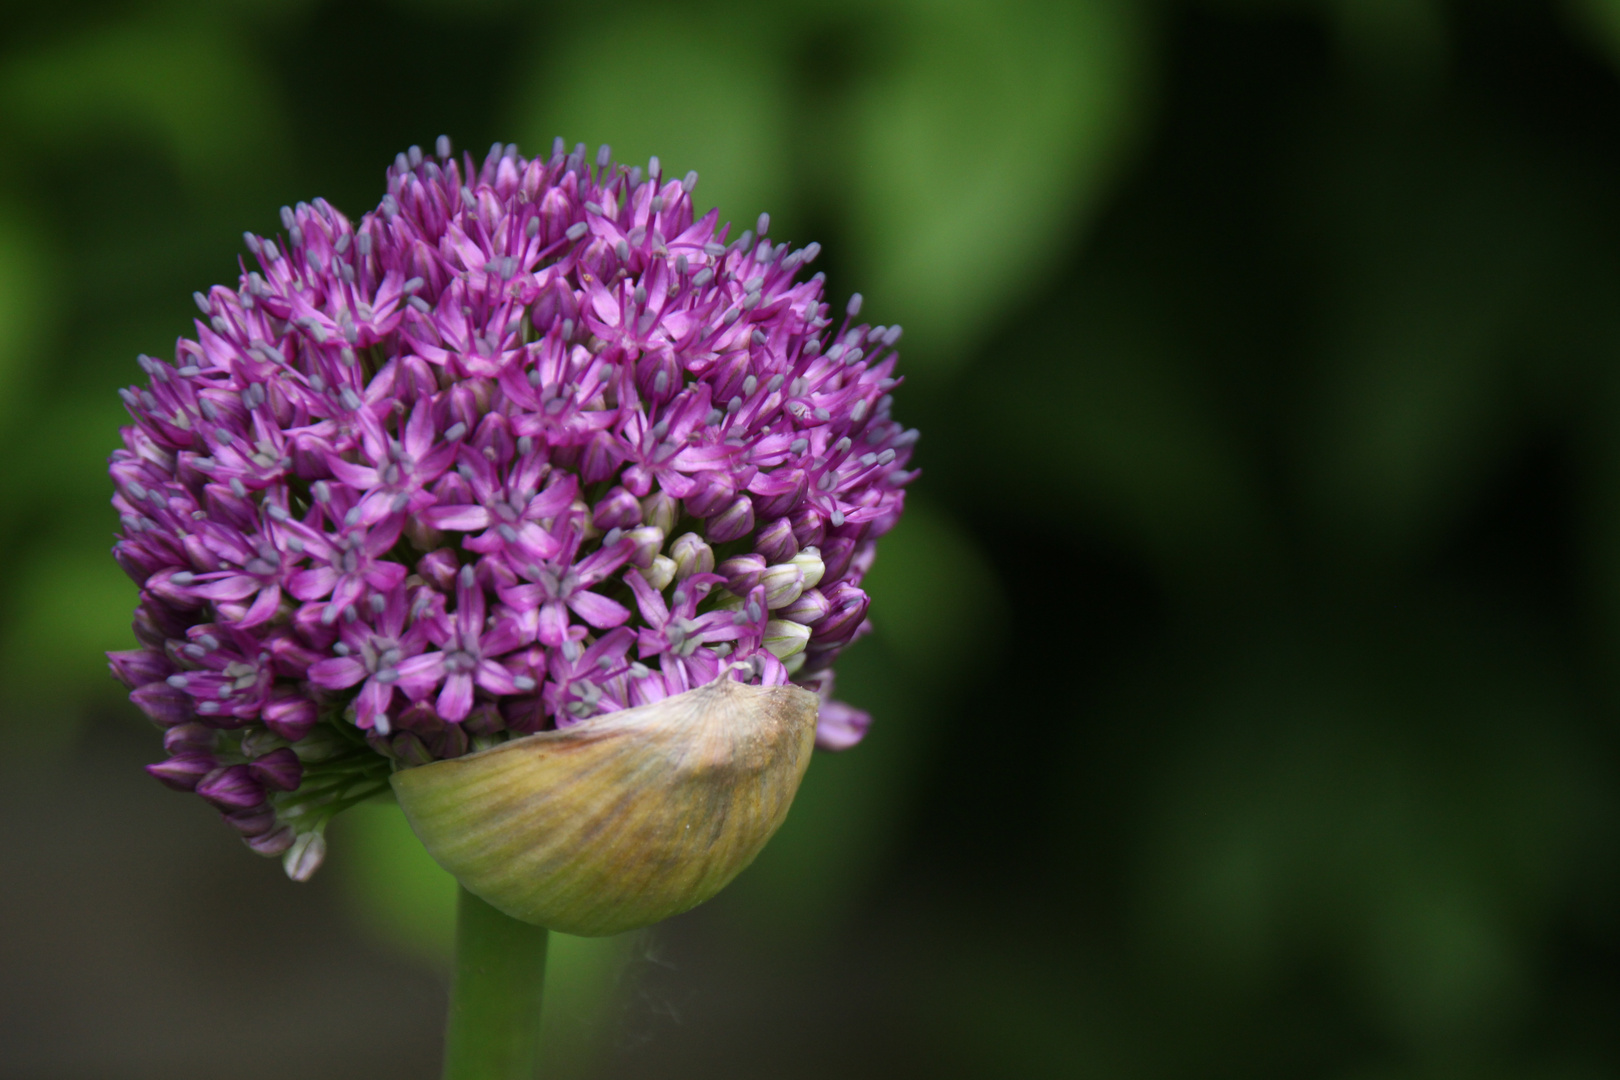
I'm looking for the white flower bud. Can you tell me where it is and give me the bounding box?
[283,830,327,882]
[760,563,805,609]
[789,546,824,589]
[644,554,677,591]
[763,619,811,659]
[670,532,714,580]
[623,526,664,568]
[641,491,677,535]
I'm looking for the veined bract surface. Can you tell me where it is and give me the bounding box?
[392,673,819,935]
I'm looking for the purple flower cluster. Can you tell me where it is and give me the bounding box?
[107,138,916,877]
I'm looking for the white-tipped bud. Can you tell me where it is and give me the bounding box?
[623,526,664,568]
[283,830,327,882]
[641,491,678,535]
[789,546,825,589]
[670,532,714,580]
[760,563,805,609]
[763,619,811,659]
[644,554,677,591]
[393,676,819,936]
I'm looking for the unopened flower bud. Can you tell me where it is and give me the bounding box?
[717,554,766,595]
[763,619,812,659]
[789,546,825,589]
[432,723,470,759]
[760,563,805,608]
[778,588,829,625]
[503,692,547,735]
[395,701,445,737]
[817,537,857,583]
[753,517,798,564]
[247,826,295,856]
[163,722,215,754]
[592,486,642,531]
[145,753,216,792]
[623,526,664,568]
[670,532,715,581]
[224,804,277,837]
[417,548,460,591]
[283,831,327,882]
[753,473,808,520]
[131,683,193,727]
[790,506,825,548]
[130,610,164,651]
[682,470,736,518]
[393,676,818,936]
[573,498,599,539]
[644,554,677,591]
[113,543,165,587]
[705,495,755,543]
[392,731,435,767]
[108,649,172,689]
[463,702,506,736]
[641,491,678,535]
[197,765,265,811]
[263,696,317,741]
[248,747,304,791]
[812,581,870,643]
[580,429,626,483]
[708,587,745,613]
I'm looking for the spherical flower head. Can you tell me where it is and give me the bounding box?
[107,138,916,880]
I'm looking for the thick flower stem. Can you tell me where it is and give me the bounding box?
[443,886,549,1080]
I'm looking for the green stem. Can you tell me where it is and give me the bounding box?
[443,886,550,1080]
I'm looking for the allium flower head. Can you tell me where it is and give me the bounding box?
[108,138,916,879]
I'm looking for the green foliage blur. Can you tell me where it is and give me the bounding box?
[7,0,1620,1076]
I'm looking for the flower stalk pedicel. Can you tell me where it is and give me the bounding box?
[108,136,914,1072]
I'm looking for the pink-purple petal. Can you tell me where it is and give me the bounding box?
[308,656,367,690]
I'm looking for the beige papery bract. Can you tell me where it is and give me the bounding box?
[392,675,820,936]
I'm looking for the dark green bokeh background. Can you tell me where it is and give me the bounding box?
[3,0,1620,1076]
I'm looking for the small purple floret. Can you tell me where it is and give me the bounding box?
[145,754,216,792]
[109,138,914,875]
[248,747,303,791]
[195,765,265,811]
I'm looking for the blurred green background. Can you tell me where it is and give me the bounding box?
[4,0,1620,1077]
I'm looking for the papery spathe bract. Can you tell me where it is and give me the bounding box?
[393,673,818,935]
